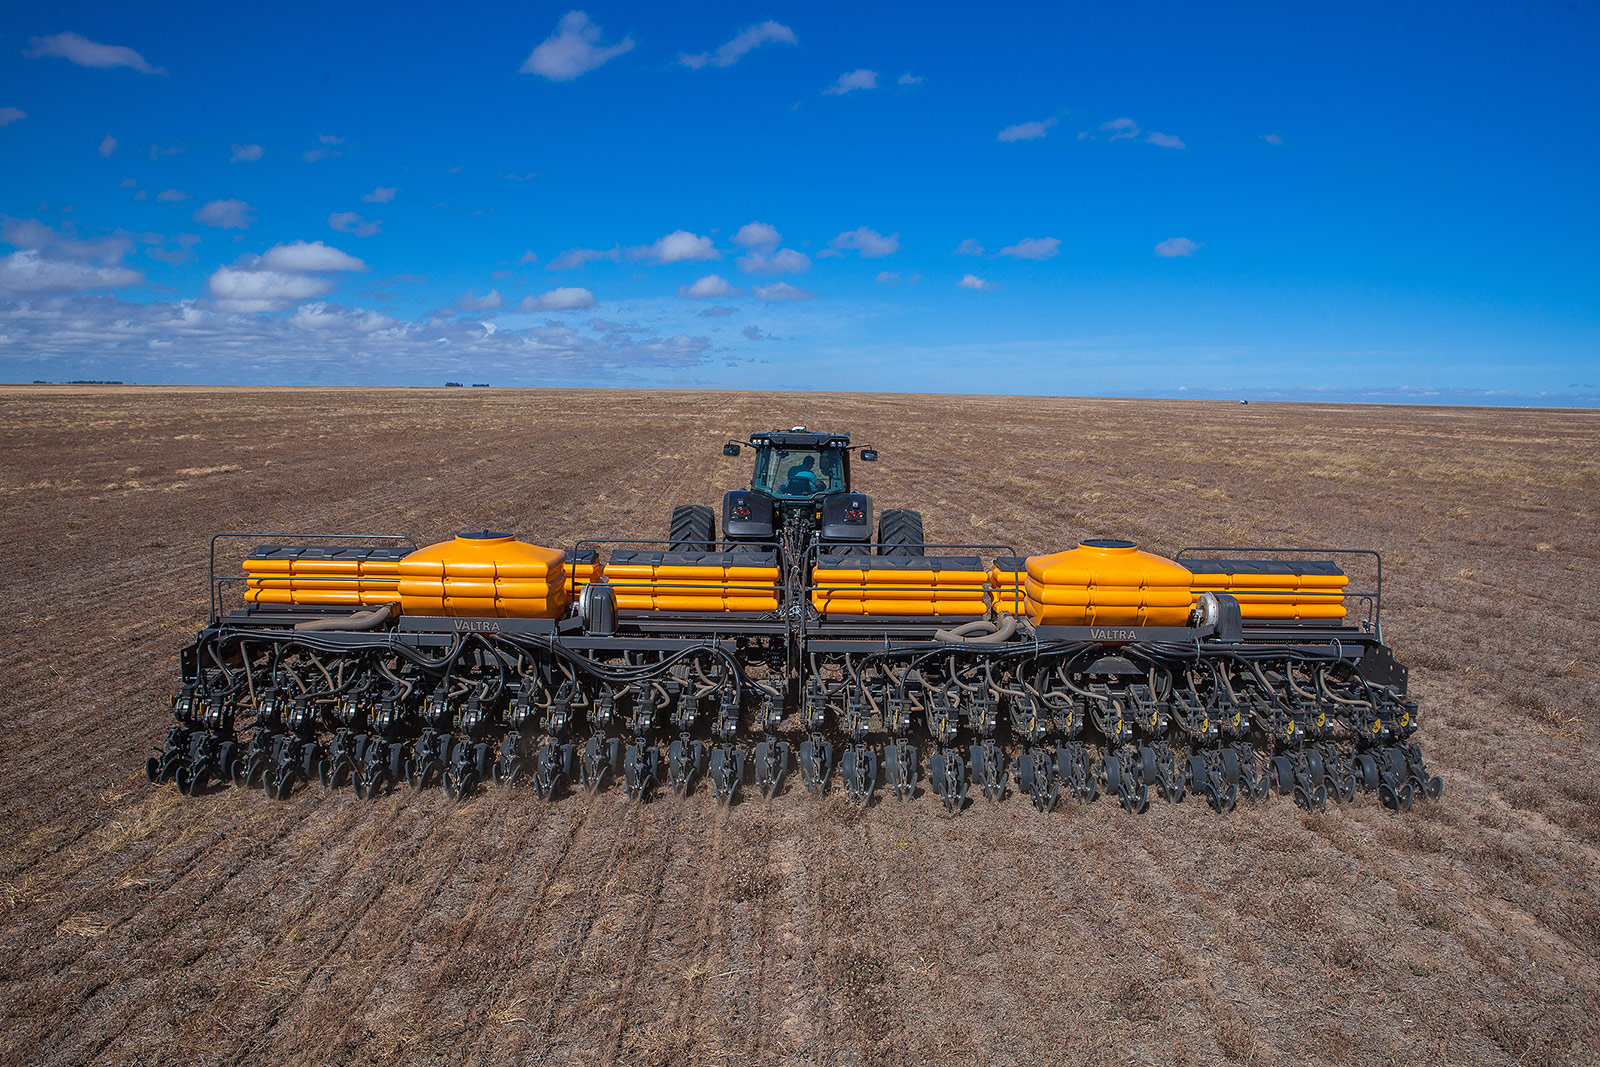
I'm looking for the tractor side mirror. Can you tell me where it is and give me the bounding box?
[723,443,742,456]
[859,449,878,462]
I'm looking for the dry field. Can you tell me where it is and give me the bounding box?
[1,385,1597,1067]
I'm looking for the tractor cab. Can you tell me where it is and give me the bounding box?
[745,430,854,501]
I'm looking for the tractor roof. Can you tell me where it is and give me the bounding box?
[748,429,850,449]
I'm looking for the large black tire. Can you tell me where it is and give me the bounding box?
[878,508,924,556]
[669,504,716,551]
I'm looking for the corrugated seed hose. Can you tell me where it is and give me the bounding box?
[293,602,398,632]
[933,613,1018,645]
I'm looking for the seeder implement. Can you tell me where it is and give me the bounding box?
[147,429,1442,816]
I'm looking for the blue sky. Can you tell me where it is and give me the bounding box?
[1,2,1596,402]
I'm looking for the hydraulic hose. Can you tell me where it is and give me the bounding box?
[292,603,397,632]
[932,614,1019,645]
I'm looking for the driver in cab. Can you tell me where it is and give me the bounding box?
[782,455,825,496]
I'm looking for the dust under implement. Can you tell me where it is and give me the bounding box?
[147,432,1442,814]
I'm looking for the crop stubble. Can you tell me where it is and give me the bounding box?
[0,386,1597,1066]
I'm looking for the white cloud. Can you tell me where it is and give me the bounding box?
[998,118,1056,142]
[362,186,398,203]
[830,227,899,257]
[521,11,634,81]
[459,290,503,311]
[1101,117,1139,140]
[98,134,117,158]
[208,267,335,312]
[0,108,26,127]
[0,249,141,293]
[258,240,368,273]
[230,143,264,163]
[291,302,397,332]
[1,217,133,263]
[699,306,737,317]
[502,172,538,181]
[329,211,381,237]
[1261,133,1284,146]
[634,230,718,263]
[680,21,796,68]
[732,221,781,249]
[1154,237,1200,258]
[155,189,188,202]
[737,248,810,275]
[824,69,878,95]
[521,286,597,310]
[193,199,255,229]
[954,238,984,256]
[958,274,995,291]
[897,73,923,86]
[875,271,900,285]
[548,245,621,270]
[678,274,738,299]
[302,135,343,163]
[753,282,815,301]
[998,237,1060,260]
[25,32,164,74]
[1145,131,1185,149]
[517,250,539,265]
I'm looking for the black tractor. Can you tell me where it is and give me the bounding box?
[667,428,924,557]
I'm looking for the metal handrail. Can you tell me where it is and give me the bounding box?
[1175,545,1383,639]
[208,531,416,620]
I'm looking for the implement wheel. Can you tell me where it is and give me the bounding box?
[878,509,924,557]
[669,505,716,551]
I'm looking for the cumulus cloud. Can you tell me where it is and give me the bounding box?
[459,290,502,311]
[829,227,899,257]
[0,108,26,127]
[954,238,984,256]
[517,250,539,265]
[155,189,188,202]
[329,211,381,237]
[678,274,738,299]
[1154,237,1200,257]
[98,134,117,158]
[737,247,810,275]
[0,249,142,293]
[998,118,1056,142]
[1261,132,1284,146]
[1145,131,1185,149]
[875,271,900,285]
[824,69,878,95]
[753,282,815,301]
[633,230,718,263]
[302,134,343,163]
[0,295,712,384]
[548,245,621,270]
[521,11,634,81]
[732,222,781,249]
[1101,117,1140,140]
[208,267,336,312]
[699,305,737,317]
[898,73,923,86]
[230,143,264,163]
[194,199,254,230]
[146,233,201,266]
[998,237,1060,260]
[0,217,133,263]
[362,186,398,203]
[680,21,796,68]
[25,32,164,74]
[258,240,368,273]
[958,274,995,291]
[520,286,597,311]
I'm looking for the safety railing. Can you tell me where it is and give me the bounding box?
[207,531,416,620]
[1175,546,1383,638]
[801,541,1024,629]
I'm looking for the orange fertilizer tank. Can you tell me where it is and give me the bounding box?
[397,531,569,618]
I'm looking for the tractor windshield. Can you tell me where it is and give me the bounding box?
[754,447,844,498]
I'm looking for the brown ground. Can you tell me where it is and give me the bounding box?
[1,386,1597,1067]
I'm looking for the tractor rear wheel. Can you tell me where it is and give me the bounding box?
[878,508,924,556]
[669,504,716,551]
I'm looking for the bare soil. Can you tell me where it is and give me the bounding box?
[1,386,1597,1067]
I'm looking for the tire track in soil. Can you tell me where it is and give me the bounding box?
[77,798,412,1065]
[524,795,637,1057]
[667,799,732,1061]
[604,801,680,1062]
[218,803,472,1066]
[454,790,598,1066]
